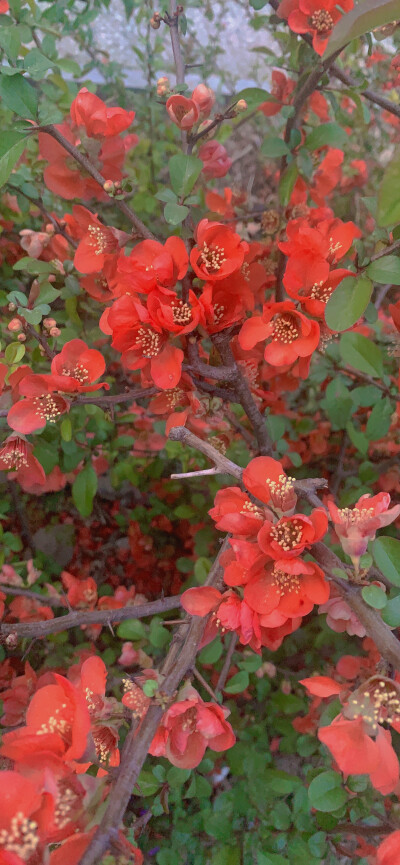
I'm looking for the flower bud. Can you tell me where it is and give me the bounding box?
[49,326,61,337]
[17,333,26,342]
[103,179,115,193]
[8,302,16,312]
[150,12,161,28]
[157,76,170,97]
[43,318,56,329]
[8,318,22,333]
[235,99,247,113]
[191,84,215,119]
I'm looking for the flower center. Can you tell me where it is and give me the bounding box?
[37,703,72,738]
[240,499,264,519]
[135,326,162,358]
[272,314,300,344]
[310,281,333,303]
[310,9,334,33]
[62,362,90,383]
[0,439,29,470]
[270,519,304,551]
[181,706,198,732]
[93,726,117,763]
[33,393,63,423]
[271,569,300,596]
[87,224,113,255]
[172,299,192,325]
[165,388,185,409]
[0,812,39,860]
[345,678,400,734]
[213,302,226,323]
[337,506,375,526]
[199,242,226,274]
[328,235,343,261]
[268,474,296,510]
[54,785,78,830]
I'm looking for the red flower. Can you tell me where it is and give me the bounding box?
[50,339,107,393]
[149,683,235,768]
[49,828,143,865]
[62,572,98,609]
[198,140,232,179]
[259,70,295,116]
[147,288,204,335]
[327,493,400,567]
[7,376,69,434]
[318,715,399,794]
[78,656,120,769]
[70,88,135,138]
[0,2,9,12]
[244,558,329,618]
[377,831,400,865]
[239,301,320,368]
[0,771,44,863]
[39,123,127,201]
[242,456,297,514]
[209,487,266,537]
[191,84,215,119]
[278,0,354,56]
[72,213,120,274]
[257,508,328,559]
[166,95,200,130]
[116,237,188,295]
[311,148,344,206]
[300,676,342,697]
[0,435,46,487]
[190,219,248,282]
[279,217,361,294]
[285,268,353,319]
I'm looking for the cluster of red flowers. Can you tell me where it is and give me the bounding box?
[181,456,329,651]
[277,0,354,55]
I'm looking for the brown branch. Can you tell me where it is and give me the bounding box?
[168,1,185,86]
[312,542,400,670]
[73,386,158,407]
[38,125,156,241]
[0,596,181,639]
[369,238,400,264]
[216,633,238,694]
[0,584,66,608]
[77,538,229,865]
[23,322,56,360]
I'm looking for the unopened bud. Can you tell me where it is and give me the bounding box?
[8,318,22,333]
[17,333,26,342]
[157,76,170,97]
[235,99,247,113]
[48,274,56,283]
[8,302,16,312]
[150,12,161,28]
[103,179,114,193]
[49,326,61,337]
[43,318,56,329]
[281,680,291,695]
[5,632,18,649]
[45,223,55,235]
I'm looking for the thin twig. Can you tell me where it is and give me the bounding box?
[216,633,238,694]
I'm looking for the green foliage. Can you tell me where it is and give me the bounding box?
[325,275,372,332]
[373,537,400,587]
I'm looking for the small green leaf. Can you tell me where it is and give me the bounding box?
[14,258,55,274]
[72,463,97,518]
[339,332,383,377]
[366,255,400,285]
[164,202,189,225]
[278,161,298,207]
[60,418,72,442]
[223,670,249,694]
[261,136,290,157]
[305,122,347,150]
[366,398,393,441]
[382,593,400,627]
[377,153,400,226]
[0,131,27,189]
[308,771,347,812]
[116,619,146,640]
[169,154,202,198]
[235,87,272,107]
[361,584,387,609]
[373,537,400,587]
[4,342,25,364]
[0,73,38,119]
[325,275,372,332]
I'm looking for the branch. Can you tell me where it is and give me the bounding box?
[77,538,230,865]
[0,595,181,639]
[73,386,158,407]
[0,584,66,608]
[168,0,185,85]
[38,125,156,241]
[216,633,238,694]
[312,542,400,669]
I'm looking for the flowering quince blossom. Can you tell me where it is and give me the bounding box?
[48,827,143,865]
[327,492,400,567]
[259,69,295,116]
[278,217,361,295]
[318,715,399,795]
[190,219,248,282]
[244,558,329,618]
[116,237,188,295]
[191,84,215,118]
[257,509,328,559]
[70,87,135,138]
[376,830,400,865]
[208,487,268,536]
[0,435,46,486]
[277,0,354,55]
[238,300,320,372]
[284,267,354,319]
[166,94,200,130]
[242,456,297,514]
[149,683,235,768]
[198,140,232,179]
[0,770,45,863]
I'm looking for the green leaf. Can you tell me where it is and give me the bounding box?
[0,73,38,119]
[60,418,72,442]
[261,136,290,158]
[278,161,298,207]
[361,584,387,609]
[164,202,189,225]
[382,593,400,627]
[24,48,54,79]
[72,463,97,518]
[155,188,177,203]
[305,122,347,151]
[326,0,400,58]
[36,282,60,305]
[223,670,249,694]
[4,342,25,364]
[135,769,161,797]
[366,255,400,285]
[366,398,393,441]
[0,131,27,189]
[373,537,400,587]
[14,257,55,274]
[308,771,347,812]
[116,619,146,640]
[339,332,384,378]
[235,87,272,107]
[169,154,202,198]
[377,153,400,227]
[325,275,372,332]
